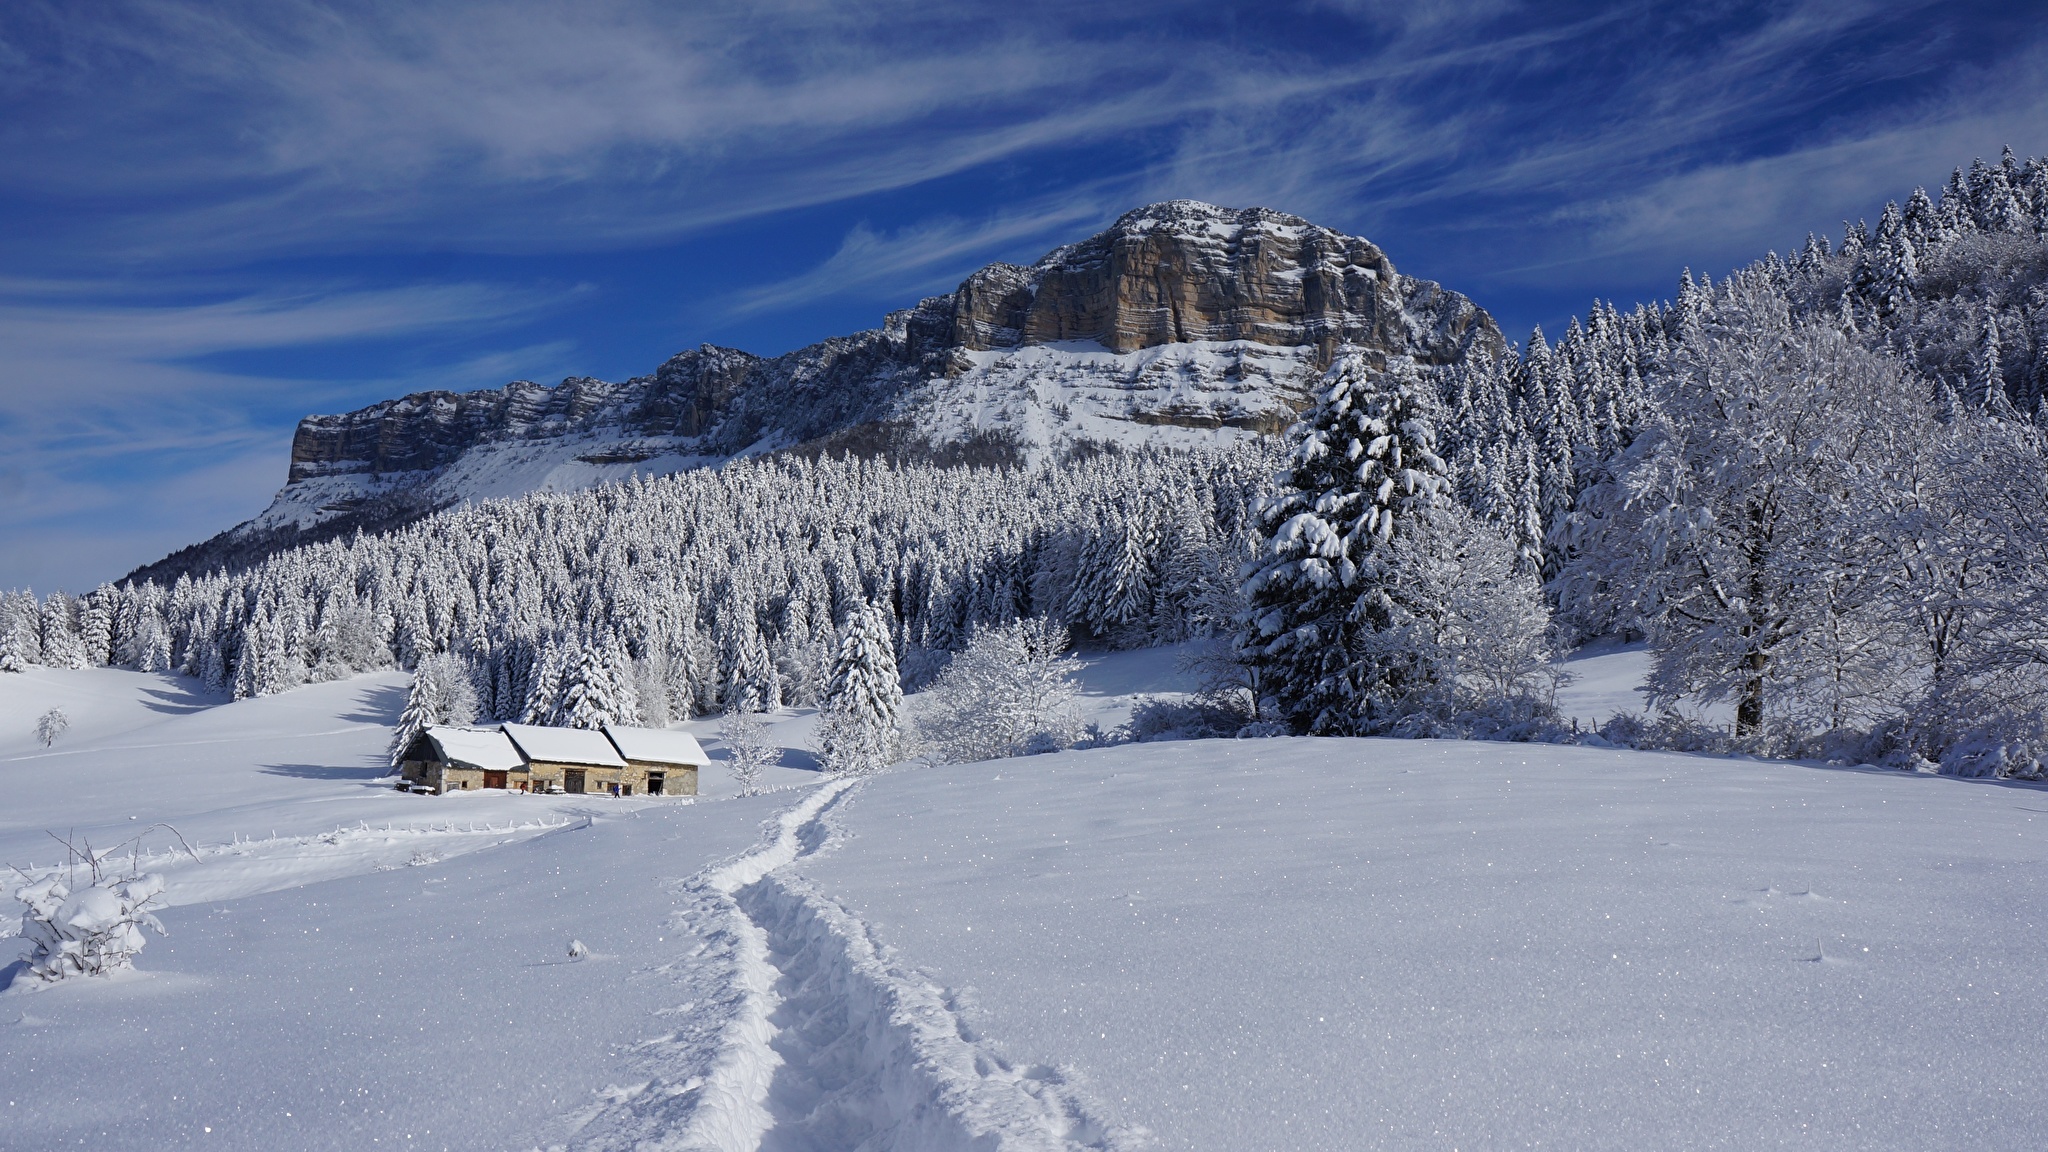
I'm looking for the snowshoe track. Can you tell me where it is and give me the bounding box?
[562,777,1137,1152]
[743,871,1135,1152]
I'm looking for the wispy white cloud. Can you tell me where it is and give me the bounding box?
[1492,39,2048,286]
[0,277,575,588]
[722,195,1123,319]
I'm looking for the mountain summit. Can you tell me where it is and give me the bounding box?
[131,202,1503,583]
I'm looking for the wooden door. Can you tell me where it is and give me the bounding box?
[483,770,508,790]
[565,769,586,794]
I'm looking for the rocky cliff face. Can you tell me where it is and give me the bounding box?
[947,201,1487,359]
[131,202,1503,583]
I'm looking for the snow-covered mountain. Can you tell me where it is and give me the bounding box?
[132,201,1501,583]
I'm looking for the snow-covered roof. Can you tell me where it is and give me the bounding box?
[423,726,525,772]
[500,723,627,767]
[603,725,711,767]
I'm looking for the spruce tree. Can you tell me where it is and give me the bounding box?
[817,603,903,775]
[39,595,87,670]
[1242,354,1450,734]
[388,676,440,767]
[556,643,631,729]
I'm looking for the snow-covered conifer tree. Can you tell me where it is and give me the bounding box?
[817,603,903,775]
[40,594,87,669]
[1241,354,1451,734]
[78,595,113,666]
[387,652,480,765]
[555,643,633,729]
[521,644,566,725]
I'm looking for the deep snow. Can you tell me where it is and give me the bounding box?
[5,650,2046,1150]
[794,740,2048,1149]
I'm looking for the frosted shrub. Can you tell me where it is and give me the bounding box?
[14,870,169,981]
[1593,711,1732,755]
[720,704,775,795]
[913,618,1084,763]
[35,707,69,747]
[1937,710,2048,779]
[1125,695,1244,742]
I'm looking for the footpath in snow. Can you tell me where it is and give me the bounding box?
[572,776,1138,1152]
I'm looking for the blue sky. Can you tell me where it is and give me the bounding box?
[3,0,2045,592]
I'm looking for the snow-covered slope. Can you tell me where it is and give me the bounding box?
[10,653,2043,1150]
[787,740,2048,1150]
[131,202,1502,583]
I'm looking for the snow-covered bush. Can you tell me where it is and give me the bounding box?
[35,707,69,747]
[1939,728,2047,779]
[12,827,193,982]
[913,618,1085,763]
[1594,711,1733,755]
[1175,638,1265,725]
[1124,695,1245,742]
[720,704,775,795]
[13,870,168,981]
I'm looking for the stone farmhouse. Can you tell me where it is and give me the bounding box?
[397,723,710,796]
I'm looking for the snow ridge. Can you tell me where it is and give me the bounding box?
[566,776,1137,1151]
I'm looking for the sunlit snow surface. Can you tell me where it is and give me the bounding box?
[4,654,2046,1150]
[799,741,2048,1150]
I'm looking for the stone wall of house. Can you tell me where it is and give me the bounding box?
[626,760,698,796]
[525,759,652,796]
[399,755,695,796]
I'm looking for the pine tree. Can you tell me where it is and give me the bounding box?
[817,603,903,775]
[1977,306,2005,410]
[388,653,480,765]
[40,595,87,670]
[78,596,113,666]
[137,618,171,674]
[1242,355,1451,734]
[521,644,565,724]
[555,643,631,729]
[0,628,26,673]
[389,678,438,767]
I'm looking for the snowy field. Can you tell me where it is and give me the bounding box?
[4,652,2046,1150]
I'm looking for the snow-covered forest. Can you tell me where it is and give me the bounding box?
[9,150,2048,775]
[0,448,1274,723]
